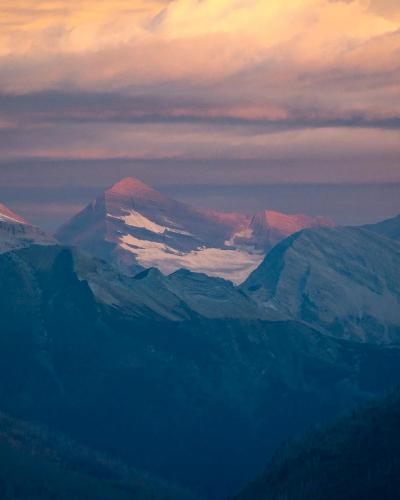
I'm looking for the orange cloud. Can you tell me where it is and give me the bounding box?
[0,0,398,90]
[0,0,399,165]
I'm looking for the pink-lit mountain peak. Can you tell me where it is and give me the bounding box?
[255,210,333,235]
[56,177,335,283]
[0,202,55,254]
[106,177,167,202]
[0,202,27,224]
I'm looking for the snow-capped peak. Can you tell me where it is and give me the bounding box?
[56,177,334,284]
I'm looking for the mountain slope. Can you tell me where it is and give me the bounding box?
[0,202,54,253]
[362,213,400,241]
[242,226,400,343]
[0,412,194,500]
[236,390,400,500]
[2,244,400,498]
[3,244,261,321]
[56,177,331,283]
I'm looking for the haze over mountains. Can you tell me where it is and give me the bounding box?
[56,177,333,283]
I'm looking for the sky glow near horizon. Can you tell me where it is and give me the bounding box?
[0,0,399,225]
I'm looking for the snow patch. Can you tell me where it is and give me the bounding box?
[119,211,166,234]
[109,210,192,236]
[225,227,254,246]
[120,234,263,284]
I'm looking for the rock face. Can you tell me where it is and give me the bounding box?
[56,177,332,283]
[0,202,54,253]
[2,244,400,499]
[242,226,400,343]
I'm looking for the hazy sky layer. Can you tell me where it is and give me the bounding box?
[0,158,399,230]
[0,0,399,225]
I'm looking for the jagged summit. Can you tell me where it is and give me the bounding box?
[0,202,27,224]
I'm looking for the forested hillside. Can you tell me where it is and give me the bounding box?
[237,390,400,500]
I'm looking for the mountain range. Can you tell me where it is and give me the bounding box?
[55,177,333,283]
[0,181,400,498]
[2,243,400,498]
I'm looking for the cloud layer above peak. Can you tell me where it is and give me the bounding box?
[0,0,399,169]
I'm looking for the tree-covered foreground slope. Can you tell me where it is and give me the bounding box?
[2,244,400,498]
[0,412,193,500]
[236,390,400,500]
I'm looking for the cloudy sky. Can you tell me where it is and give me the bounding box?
[0,0,399,227]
